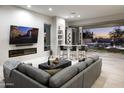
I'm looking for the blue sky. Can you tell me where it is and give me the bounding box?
[87,26,124,38]
[18,26,32,33]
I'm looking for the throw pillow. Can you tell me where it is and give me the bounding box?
[44,68,62,76]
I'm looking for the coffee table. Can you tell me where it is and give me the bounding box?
[38,59,71,70]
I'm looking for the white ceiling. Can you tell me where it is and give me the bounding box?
[18,5,124,22]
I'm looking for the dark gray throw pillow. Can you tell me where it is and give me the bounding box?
[84,58,94,66]
[44,68,62,76]
[90,55,99,62]
[72,62,87,72]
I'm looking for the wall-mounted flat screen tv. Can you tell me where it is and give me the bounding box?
[10,25,39,44]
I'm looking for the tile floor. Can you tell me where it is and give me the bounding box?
[89,51,124,88]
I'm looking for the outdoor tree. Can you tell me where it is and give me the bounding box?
[109,27,124,45]
[109,28,124,39]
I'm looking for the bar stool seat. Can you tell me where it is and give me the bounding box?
[59,46,68,58]
[78,46,86,59]
[70,46,77,60]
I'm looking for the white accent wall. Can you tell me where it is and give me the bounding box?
[0,6,53,66]
[51,16,65,56]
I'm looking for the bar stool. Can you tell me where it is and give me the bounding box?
[78,46,87,60]
[59,46,68,58]
[70,46,77,60]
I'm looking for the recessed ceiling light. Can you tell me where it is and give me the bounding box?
[70,15,74,18]
[65,16,69,19]
[77,15,81,17]
[27,5,31,8]
[48,8,52,11]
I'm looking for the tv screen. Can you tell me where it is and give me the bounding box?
[10,25,39,44]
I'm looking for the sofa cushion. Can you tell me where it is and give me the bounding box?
[17,63,26,74]
[49,66,78,88]
[72,62,87,72]
[84,58,94,66]
[88,55,99,62]
[17,64,51,85]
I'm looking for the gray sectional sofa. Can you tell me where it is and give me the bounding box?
[3,55,102,88]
